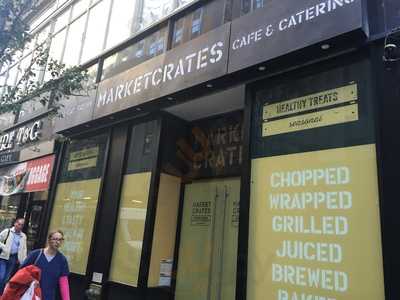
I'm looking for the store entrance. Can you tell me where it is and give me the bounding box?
[175,177,240,300]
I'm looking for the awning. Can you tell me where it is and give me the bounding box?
[0,154,55,196]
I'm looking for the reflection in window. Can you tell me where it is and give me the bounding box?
[81,0,111,63]
[63,15,86,66]
[18,99,46,121]
[253,0,265,9]
[171,0,224,48]
[191,8,203,38]
[173,19,184,47]
[0,113,15,130]
[49,29,67,62]
[6,66,18,87]
[140,0,174,30]
[102,27,167,80]
[106,0,137,49]
[0,195,21,232]
[241,0,251,15]
[0,72,7,96]
[109,120,157,286]
[71,0,90,19]
[54,8,71,33]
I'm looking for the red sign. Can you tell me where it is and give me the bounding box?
[25,155,55,192]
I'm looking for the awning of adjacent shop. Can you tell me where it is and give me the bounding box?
[0,154,55,196]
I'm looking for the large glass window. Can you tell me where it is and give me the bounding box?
[81,0,111,63]
[0,195,22,232]
[0,113,15,130]
[105,0,138,49]
[109,120,158,286]
[102,27,167,80]
[63,15,86,66]
[139,0,174,30]
[171,0,225,49]
[49,134,108,275]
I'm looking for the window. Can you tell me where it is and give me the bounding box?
[171,0,225,49]
[81,0,111,63]
[105,0,138,49]
[173,18,184,47]
[191,8,203,38]
[49,134,108,275]
[253,0,265,10]
[49,29,67,62]
[54,8,71,33]
[109,121,158,287]
[148,34,165,57]
[63,15,86,66]
[0,113,15,130]
[139,0,174,30]
[101,27,167,80]
[71,0,90,19]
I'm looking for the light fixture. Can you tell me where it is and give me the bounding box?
[167,96,174,100]
[136,107,142,111]
[206,83,213,88]
[321,43,330,50]
[85,124,90,128]
[258,66,266,71]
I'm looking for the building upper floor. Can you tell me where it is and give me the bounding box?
[0,0,399,131]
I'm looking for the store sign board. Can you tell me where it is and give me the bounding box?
[248,144,385,300]
[263,83,358,119]
[0,118,53,153]
[94,24,230,119]
[0,152,19,166]
[262,103,359,136]
[53,91,97,133]
[0,154,55,195]
[229,0,366,73]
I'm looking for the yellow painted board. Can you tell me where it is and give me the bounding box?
[262,103,358,137]
[109,172,152,287]
[49,178,102,275]
[69,147,99,161]
[263,84,358,120]
[248,144,385,300]
[67,157,98,171]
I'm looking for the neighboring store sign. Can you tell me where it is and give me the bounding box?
[0,152,19,166]
[248,144,385,300]
[94,24,230,119]
[0,118,53,153]
[0,154,55,195]
[229,0,366,72]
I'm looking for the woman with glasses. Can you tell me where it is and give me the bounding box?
[20,230,70,300]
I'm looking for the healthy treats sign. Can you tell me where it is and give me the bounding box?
[248,145,385,300]
[94,24,230,118]
[229,0,366,72]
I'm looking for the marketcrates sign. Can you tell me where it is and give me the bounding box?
[228,0,367,73]
[94,23,230,119]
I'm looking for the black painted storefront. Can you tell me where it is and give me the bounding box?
[36,0,400,299]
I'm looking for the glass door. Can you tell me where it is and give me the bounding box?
[175,177,240,300]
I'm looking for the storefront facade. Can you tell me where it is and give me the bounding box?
[0,113,58,252]
[1,0,399,299]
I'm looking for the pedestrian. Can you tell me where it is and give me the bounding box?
[20,230,70,300]
[0,218,27,294]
